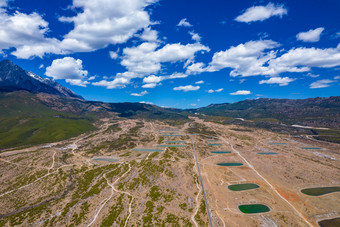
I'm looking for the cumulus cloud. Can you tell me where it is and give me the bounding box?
[177,18,192,27]
[59,0,158,52]
[121,42,209,76]
[45,57,88,81]
[131,90,148,96]
[0,9,63,58]
[143,75,162,83]
[195,80,204,84]
[230,90,251,95]
[309,79,336,89]
[235,3,287,23]
[259,77,296,86]
[141,73,188,88]
[140,27,158,42]
[189,31,201,42]
[306,73,320,78]
[142,83,158,88]
[207,40,280,77]
[173,85,200,91]
[65,79,90,87]
[92,77,130,89]
[186,62,206,75]
[0,0,8,7]
[207,88,224,93]
[202,40,340,78]
[109,51,118,59]
[296,27,324,42]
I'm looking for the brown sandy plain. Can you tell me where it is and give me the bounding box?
[0,116,339,226]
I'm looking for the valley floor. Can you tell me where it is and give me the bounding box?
[0,117,339,226]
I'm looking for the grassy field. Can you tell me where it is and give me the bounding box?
[0,92,95,150]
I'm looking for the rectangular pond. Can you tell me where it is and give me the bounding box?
[92,158,119,162]
[268,142,287,145]
[162,141,186,143]
[211,151,232,154]
[208,143,222,146]
[162,135,184,137]
[301,147,322,150]
[132,148,163,152]
[206,139,218,142]
[258,152,278,155]
[217,162,243,166]
[157,144,186,148]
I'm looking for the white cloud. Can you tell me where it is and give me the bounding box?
[207,40,280,77]
[0,0,8,7]
[189,31,201,42]
[309,79,336,89]
[139,101,153,104]
[259,77,296,86]
[190,103,197,106]
[306,73,320,78]
[142,83,158,88]
[230,90,251,95]
[143,75,162,83]
[296,27,324,42]
[0,9,63,58]
[92,77,130,89]
[65,79,90,87]
[177,18,192,27]
[59,0,158,52]
[195,80,204,84]
[203,40,340,78]
[140,26,158,42]
[173,85,200,92]
[235,3,287,23]
[268,44,340,74]
[186,62,206,75]
[39,64,44,69]
[121,42,209,76]
[109,51,118,59]
[141,73,188,88]
[334,76,340,80]
[45,57,88,81]
[131,90,148,96]
[207,88,224,93]
[168,72,188,79]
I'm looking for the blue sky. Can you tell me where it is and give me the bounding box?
[0,0,339,108]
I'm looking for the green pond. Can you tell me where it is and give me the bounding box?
[206,139,218,142]
[258,152,278,155]
[228,183,259,191]
[162,141,186,143]
[301,147,322,150]
[157,144,186,147]
[93,158,119,162]
[217,163,243,167]
[162,135,184,137]
[301,186,340,196]
[208,143,222,146]
[211,151,232,154]
[239,204,270,214]
[132,148,163,152]
[268,142,287,145]
[318,217,340,227]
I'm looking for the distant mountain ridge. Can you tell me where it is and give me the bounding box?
[194,97,340,129]
[0,59,83,99]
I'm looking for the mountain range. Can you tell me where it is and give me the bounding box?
[0,59,339,148]
[0,60,83,99]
